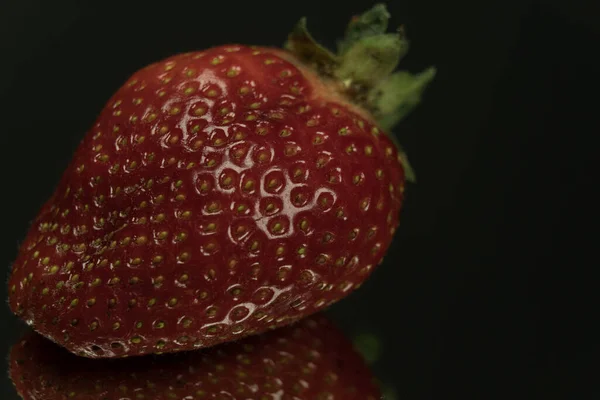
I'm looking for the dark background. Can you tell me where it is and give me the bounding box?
[0,0,598,399]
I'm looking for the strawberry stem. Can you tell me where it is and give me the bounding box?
[284,4,435,181]
[285,3,435,130]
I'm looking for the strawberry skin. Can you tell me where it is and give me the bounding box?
[8,5,434,358]
[10,315,381,400]
[8,44,403,357]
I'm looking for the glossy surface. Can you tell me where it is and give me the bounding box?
[10,316,380,400]
[8,45,405,357]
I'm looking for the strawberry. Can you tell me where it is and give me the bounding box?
[9,315,381,400]
[8,3,434,357]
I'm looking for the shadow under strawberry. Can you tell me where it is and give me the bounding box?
[9,315,381,400]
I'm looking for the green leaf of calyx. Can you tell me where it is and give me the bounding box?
[284,17,339,77]
[369,67,437,131]
[337,3,391,55]
[335,32,409,86]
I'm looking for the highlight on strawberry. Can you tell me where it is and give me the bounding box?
[8,3,434,358]
[9,315,381,400]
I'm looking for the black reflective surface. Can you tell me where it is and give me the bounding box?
[1,0,598,399]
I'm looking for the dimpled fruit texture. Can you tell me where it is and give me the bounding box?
[8,44,405,358]
[10,316,381,400]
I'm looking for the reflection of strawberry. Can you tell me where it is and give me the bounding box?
[8,4,434,357]
[10,316,381,400]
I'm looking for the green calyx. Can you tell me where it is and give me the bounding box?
[284,4,436,182]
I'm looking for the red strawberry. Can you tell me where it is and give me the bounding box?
[9,315,381,400]
[8,4,434,357]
